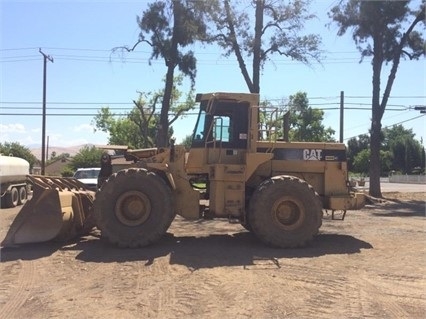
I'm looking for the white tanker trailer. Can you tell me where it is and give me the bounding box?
[0,155,30,208]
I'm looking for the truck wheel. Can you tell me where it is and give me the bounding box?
[5,187,19,208]
[94,168,175,248]
[248,176,323,248]
[18,186,27,205]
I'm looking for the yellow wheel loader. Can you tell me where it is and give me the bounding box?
[2,92,365,248]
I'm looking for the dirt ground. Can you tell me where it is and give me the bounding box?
[0,192,425,319]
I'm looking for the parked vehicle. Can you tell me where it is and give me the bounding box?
[73,168,100,191]
[2,92,365,248]
[0,155,30,208]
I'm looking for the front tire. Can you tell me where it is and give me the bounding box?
[248,176,323,248]
[94,168,175,248]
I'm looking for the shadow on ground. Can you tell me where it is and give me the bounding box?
[371,198,425,217]
[0,231,372,269]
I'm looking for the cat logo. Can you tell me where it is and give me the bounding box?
[303,149,322,161]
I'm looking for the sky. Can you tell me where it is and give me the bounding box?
[1,0,425,157]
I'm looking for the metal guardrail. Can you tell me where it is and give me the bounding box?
[389,175,426,184]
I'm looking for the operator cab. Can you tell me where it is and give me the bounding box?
[186,93,258,173]
[190,94,250,150]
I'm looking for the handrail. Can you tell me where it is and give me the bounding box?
[257,105,284,152]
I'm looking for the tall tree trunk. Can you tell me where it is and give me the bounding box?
[156,1,180,147]
[369,117,382,198]
[157,65,175,147]
[224,0,254,93]
[368,9,424,197]
[252,0,264,94]
[369,34,383,198]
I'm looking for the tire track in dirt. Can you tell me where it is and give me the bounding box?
[24,248,123,318]
[362,274,417,318]
[0,260,35,319]
[134,261,250,318]
[342,271,416,318]
[276,263,348,318]
[136,264,226,318]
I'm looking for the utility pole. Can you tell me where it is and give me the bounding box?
[39,48,54,175]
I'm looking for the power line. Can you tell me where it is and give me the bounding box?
[343,114,425,141]
[0,105,404,110]
[1,95,424,105]
[0,101,135,105]
[1,47,365,54]
[0,47,381,65]
[0,112,200,117]
[0,105,420,116]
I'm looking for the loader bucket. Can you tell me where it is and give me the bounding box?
[1,175,95,247]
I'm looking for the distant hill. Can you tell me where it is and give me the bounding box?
[29,144,89,160]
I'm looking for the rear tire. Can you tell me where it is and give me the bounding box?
[248,176,323,248]
[94,168,175,248]
[5,187,19,208]
[18,186,27,205]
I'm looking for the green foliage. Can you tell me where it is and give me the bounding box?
[258,93,335,142]
[347,126,424,175]
[352,149,392,176]
[136,0,207,146]
[93,75,194,149]
[382,125,424,174]
[61,167,74,177]
[347,134,369,171]
[288,92,335,142]
[138,0,207,86]
[0,142,38,169]
[69,145,104,170]
[329,0,425,196]
[352,149,370,174]
[180,134,193,150]
[380,150,393,175]
[329,1,425,62]
[93,107,149,149]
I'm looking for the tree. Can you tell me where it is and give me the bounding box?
[257,98,287,140]
[383,125,424,174]
[288,92,335,142]
[130,92,161,148]
[329,0,425,197]
[93,106,148,149]
[93,76,195,149]
[70,145,104,170]
[257,93,335,142]
[347,126,424,175]
[116,0,207,147]
[352,149,370,174]
[347,134,370,171]
[0,142,38,169]
[205,0,321,93]
[352,149,392,176]
[180,134,193,150]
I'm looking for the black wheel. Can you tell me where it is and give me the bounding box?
[18,186,27,205]
[248,176,323,248]
[5,187,19,208]
[94,168,175,248]
[241,186,255,232]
